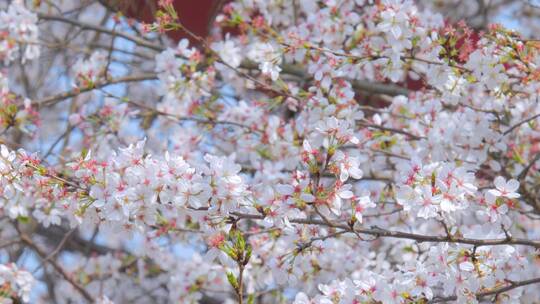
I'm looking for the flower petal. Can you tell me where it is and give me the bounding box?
[494,176,506,190]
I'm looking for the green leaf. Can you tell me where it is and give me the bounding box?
[221,244,237,260]
[258,148,273,160]
[6,104,18,116]
[244,245,252,265]
[17,215,29,223]
[236,232,246,253]
[226,271,239,290]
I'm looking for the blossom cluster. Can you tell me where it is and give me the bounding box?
[0,139,249,229]
[0,263,34,303]
[72,51,108,88]
[0,1,39,64]
[294,243,527,303]
[0,71,39,134]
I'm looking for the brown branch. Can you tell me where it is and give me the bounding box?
[227,212,540,248]
[244,60,410,97]
[352,79,409,96]
[35,225,111,255]
[517,152,540,180]
[33,73,158,108]
[358,121,426,140]
[503,113,540,136]
[430,276,540,303]
[104,92,260,134]
[37,13,164,52]
[17,230,95,302]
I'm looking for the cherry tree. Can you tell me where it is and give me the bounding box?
[2,0,540,303]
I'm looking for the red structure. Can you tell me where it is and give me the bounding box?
[103,0,225,43]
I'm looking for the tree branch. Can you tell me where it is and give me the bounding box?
[229,212,540,248]
[18,230,95,302]
[430,276,540,303]
[33,73,158,108]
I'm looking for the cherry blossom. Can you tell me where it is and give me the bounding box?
[489,176,521,199]
[0,1,39,64]
[248,42,283,80]
[73,51,108,87]
[0,263,34,303]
